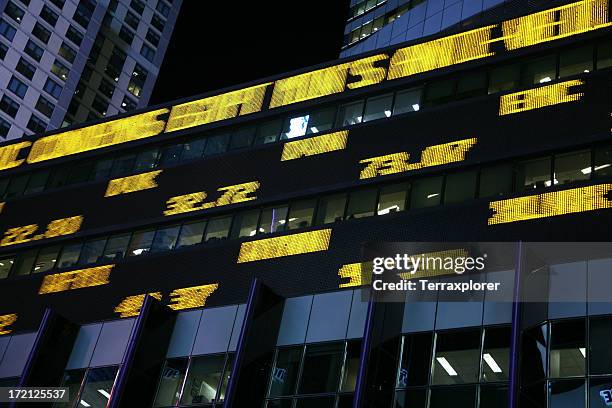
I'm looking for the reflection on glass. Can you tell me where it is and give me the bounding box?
[176,221,206,248]
[429,386,476,408]
[346,189,377,219]
[479,164,513,198]
[377,184,407,215]
[488,64,520,94]
[549,380,586,408]
[393,88,422,114]
[153,358,188,407]
[57,243,83,269]
[559,46,593,78]
[205,217,231,242]
[102,233,131,260]
[180,354,225,405]
[444,171,477,203]
[306,108,335,134]
[127,229,155,256]
[298,343,344,394]
[150,225,180,253]
[315,194,346,224]
[482,327,511,382]
[287,199,316,230]
[398,333,433,387]
[336,101,364,127]
[589,317,612,375]
[340,341,361,392]
[269,347,302,397]
[432,330,480,385]
[515,158,551,190]
[554,150,590,185]
[33,245,61,273]
[78,366,118,408]
[259,206,288,234]
[410,176,443,209]
[363,93,393,122]
[92,159,113,180]
[550,320,586,378]
[53,369,85,408]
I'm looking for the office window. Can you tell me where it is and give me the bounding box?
[176,221,206,248]
[203,133,230,156]
[482,327,511,382]
[0,19,16,40]
[133,148,159,172]
[589,317,612,375]
[0,179,7,198]
[43,78,62,99]
[57,243,82,269]
[130,0,145,14]
[398,332,433,388]
[231,210,260,238]
[180,355,226,405]
[78,238,106,265]
[281,114,309,139]
[597,39,612,69]
[5,174,27,198]
[56,369,86,408]
[92,158,113,180]
[456,72,487,99]
[205,217,231,241]
[554,150,590,185]
[23,171,48,194]
[0,95,19,118]
[98,78,115,99]
[230,126,255,150]
[0,117,10,139]
[143,29,160,48]
[66,25,83,46]
[515,157,552,190]
[78,366,119,408]
[153,358,188,407]
[377,183,407,215]
[430,386,477,408]
[479,164,514,198]
[91,95,109,116]
[118,25,134,45]
[393,87,422,114]
[32,22,51,43]
[67,162,93,184]
[13,249,37,276]
[340,342,360,392]
[106,47,127,81]
[51,59,69,81]
[33,245,61,273]
[488,64,521,94]
[254,119,282,145]
[424,80,455,106]
[560,46,593,78]
[58,42,76,63]
[287,199,316,230]
[336,101,364,127]
[47,167,70,188]
[306,107,335,134]
[5,2,24,23]
[8,76,27,98]
[16,0,30,5]
[128,64,147,96]
[40,5,59,26]
[102,233,131,260]
[299,343,344,394]
[181,138,207,161]
[73,0,96,28]
[550,320,586,378]
[121,96,137,111]
[432,330,480,385]
[259,206,288,234]
[108,0,118,12]
[410,176,443,208]
[156,0,171,17]
[110,154,136,178]
[159,144,183,165]
[315,194,346,224]
[0,256,14,279]
[16,57,35,79]
[150,225,180,253]
[594,144,612,178]
[24,39,43,61]
[522,56,557,85]
[124,11,139,29]
[346,189,377,219]
[50,0,65,9]
[127,229,155,256]
[444,170,477,203]
[26,114,46,134]
[363,93,393,122]
[0,42,7,59]
[151,13,165,32]
[270,347,302,397]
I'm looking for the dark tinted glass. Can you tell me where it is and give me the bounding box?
[429,385,476,408]
[269,347,302,397]
[394,389,427,408]
[479,164,513,197]
[550,319,586,378]
[482,326,511,382]
[316,194,346,224]
[54,369,86,408]
[554,150,590,185]
[180,355,225,404]
[444,170,477,203]
[521,324,549,384]
[432,330,480,385]
[410,176,443,208]
[480,384,508,408]
[515,158,551,190]
[398,332,433,387]
[298,343,344,394]
[549,380,586,408]
[559,46,593,78]
[522,56,557,85]
[590,317,612,375]
[594,144,612,178]
[153,358,188,407]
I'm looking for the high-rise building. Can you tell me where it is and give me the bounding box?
[0,0,182,140]
[0,0,611,407]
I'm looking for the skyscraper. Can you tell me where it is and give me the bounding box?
[0,0,182,140]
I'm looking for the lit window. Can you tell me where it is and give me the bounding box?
[281,115,309,139]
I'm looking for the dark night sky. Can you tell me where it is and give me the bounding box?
[149,0,350,105]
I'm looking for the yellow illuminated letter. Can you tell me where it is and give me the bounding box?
[346,54,389,89]
[0,141,31,172]
[359,152,411,179]
[338,262,372,288]
[0,224,38,246]
[164,192,207,216]
[38,265,113,294]
[281,131,348,161]
[168,284,219,311]
[44,215,83,238]
[499,80,584,115]
[114,292,162,317]
[215,181,260,207]
[0,314,17,335]
[105,170,162,197]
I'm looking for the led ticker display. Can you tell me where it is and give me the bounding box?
[38,265,114,294]
[499,80,584,115]
[114,292,162,317]
[339,262,373,288]
[488,184,612,224]
[105,170,163,197]
[164,181,260,216]
[0,0,608,175]
[237,229,332,263]
[0,215,83,247]
[280,131,348,161]
[0,313,17,335]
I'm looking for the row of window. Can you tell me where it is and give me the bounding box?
[347,0,386,20]
[2,141,611,279]
[54,365,118,408]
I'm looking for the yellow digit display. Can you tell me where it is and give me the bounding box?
[27,109,168,164]
[105,170,162,197]
[164,182,260,216]
[165,83,270,133]
[0,313,17,335]
[339,262,373,288]
[281,131,348,161]
[38,265,113,294]
[164,191,208,216]
[168,283,219,310]
[1,215,85,247]
[0,141,31,171]
[488,184,612,224]
[237,229,332,263]
[215,181,260,206]
[114,292,162,317]
[499,80,584,115]
[43,215,83,239]
[0,224,38,246]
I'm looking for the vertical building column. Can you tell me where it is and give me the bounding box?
[508,241,524,408]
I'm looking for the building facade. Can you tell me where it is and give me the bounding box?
[0,0,610,407]
[0,0,182,140]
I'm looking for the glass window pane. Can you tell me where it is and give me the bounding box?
[550,320,586,378]
[181,138,207,161]
[488,64,520,94]
[231,210,259,238]
[133,148,159,172]
[346,189,376,219]
[594,144,612,178]
[281,114,309,139]
[5,174,28,198]
[103,233,131,260]
[67,162,93,184]
[480,384,508,408]
[306,107,335,134]
[180,355,225,405]
[230,126,256,150]
[456,72,487,99]
[153,358,188,407]
[522,382,546,408]
[315,194,346,224]
[78,239,106,265]
[429,386,476,408]
[217,354,234,402]
[57,243,82,269]
[432,330,480,385]
[554,150,590,185]
[298,342,344,394]
[269,347,302,397]
[398,332,433,387]
[393,88,422,114]
[549,380,586,408]
[522,56,557,85]
[24,171,49,194]
[410,176,443,208]
[255,119,282,145]
[395,389,427,408]
[444,170,477,203]
[336,101,364,127]
[159,144,183,166]
[521,324,549,384]
[177,221,206,248]
[150,225,180,253]
[127,229,155,256]
[589,376,612,408]
[482,326,511,382]
[294,396,335,408]
[33,245,61,273]
[78,366,118,408]
[110,154,136,177]
[54,369,86,408]
[560,46,593,78]
[287,199,316,230]
[92,159,113,180]
[590,317,612,375]
[424,80,454,106]
[479,164,513,198]
[204,133,230,156]
[340,341,361,392]
[597,40,612,69]
[13,249,37,276]
[0,256,14,279]
[378,183,407,215]
[363,93,393,122]
[259,206,288,234]
[515,157,552,190]
[205,217,231,242]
